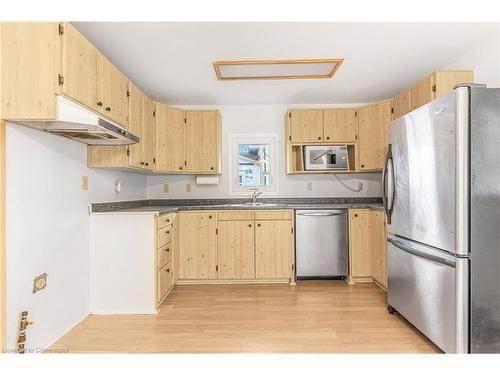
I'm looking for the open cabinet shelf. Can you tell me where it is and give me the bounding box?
[286,143,358,174]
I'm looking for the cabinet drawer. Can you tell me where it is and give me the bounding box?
[157,225,173,248]
[165,261,174,291]
[157,213,175,229]
[255,210,293,221]
[157,261,174,303]
[217,210,255,221]
[157,243,173,270]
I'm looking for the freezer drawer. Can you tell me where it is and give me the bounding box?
[295,210,348,278]
[387,237,468,353]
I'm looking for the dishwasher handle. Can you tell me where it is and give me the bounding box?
[296,212,346,217]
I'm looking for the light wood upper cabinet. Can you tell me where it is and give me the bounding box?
[410,70,473,111]
[348,209,372,278]
[185,110,221,174]
[217,220,255,279]
[370,210,387,288]
[289,109,324,143]
[155,103,186,173]
[392,89,411,120]
[323,108,358,142]
[178,212,217,279]
[358,99,392,171]
[127,80,146,169]
[0,22,61,120]
[255,220,293,279]
[96,52,129,127]
[61,22,98,112]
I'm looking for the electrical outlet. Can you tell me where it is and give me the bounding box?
[81,176,88,191]
[185,183,191,193]
[163,183,169,193]
[306,182,313,191]
[33,273,48,294]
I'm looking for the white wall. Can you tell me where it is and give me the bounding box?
[5,123,147,351]
[445,25,500,88]
[147,104,382,199]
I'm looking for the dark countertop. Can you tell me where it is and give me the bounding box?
[90,198,384,215]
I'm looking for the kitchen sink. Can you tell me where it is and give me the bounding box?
[225,203,284,208]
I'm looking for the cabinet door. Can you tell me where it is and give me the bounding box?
[185,110,220,174]
[358,100,392,171]
[142,95,155,170]
[323,108,357,142]
[255,220,293,279]
[217,220,255,279]
[410,74,434,111]
[96,52,129,127]
[61,22,98,111]
[392,90,411,120]
[370,210,387,288]
[127,81,145,169]
[178,212,217,279]
[434,70,474,97]
[289,109,323,143]
[348,209,371,278]
[155,104,186,173]
[0,22,60,120]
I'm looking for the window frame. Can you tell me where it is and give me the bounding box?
[228,133,279,195]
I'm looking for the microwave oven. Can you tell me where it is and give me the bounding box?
[304,145,348,170]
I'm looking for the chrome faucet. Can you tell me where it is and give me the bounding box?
[251,190,264,204]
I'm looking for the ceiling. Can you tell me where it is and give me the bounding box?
[74,22,496,105]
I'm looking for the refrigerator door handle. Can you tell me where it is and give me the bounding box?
[388,237,456,268]
[382,145,394,224]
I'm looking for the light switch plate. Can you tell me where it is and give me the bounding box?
[163,184,169,193]
[81,176,88,190]
[33,273,48,294]
[185,183,191,192]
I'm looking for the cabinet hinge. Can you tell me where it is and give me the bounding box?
[126,149,130,157]
[288,135,291,141]
[288,112,291,118]
[216,228,218,235]
[216,265,219,271]
[184,118,187,124]
[153,157,156,164]
[391,107,394,114]
[291,227,294,234]
[58,23,64,36]
[153,110,156,117]
[432,84,437,92]
[184,160,187,166]
[355,111,358,118]
[58,74,64,86]
[127,90,130,97]
[355,134,358,141]
[292,264,295,271]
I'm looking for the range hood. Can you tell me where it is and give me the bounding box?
[18,96,139,145]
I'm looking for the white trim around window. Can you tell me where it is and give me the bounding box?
[228,133,279,196]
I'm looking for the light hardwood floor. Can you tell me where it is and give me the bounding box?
[52,281,441,353]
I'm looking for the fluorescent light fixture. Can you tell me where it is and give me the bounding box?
[213,59,344,81]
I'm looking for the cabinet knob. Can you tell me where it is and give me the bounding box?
[140,162,145,165]
[354,214,358,217]
[361,164,365,168]
[210,167,214,170]
[145,162,149,166]
[257,223,261,227]
[166,219,170,222]
[166,231,170,234]
[105,107,111,111]
[179,166,183,170]
[326,136,330,140]
[166,248,170,252]
[97,101,103,107]
[248,224,252,227]
[208,215,212,219]
[318,137,322,140]
[166,269,170,273]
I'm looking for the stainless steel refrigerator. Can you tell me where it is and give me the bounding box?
[381,83,500,353]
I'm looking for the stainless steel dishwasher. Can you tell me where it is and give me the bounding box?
[295,209,348,279]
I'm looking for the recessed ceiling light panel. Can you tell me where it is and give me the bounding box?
[213,59,343,81]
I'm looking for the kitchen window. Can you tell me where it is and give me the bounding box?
[228,134,278,195]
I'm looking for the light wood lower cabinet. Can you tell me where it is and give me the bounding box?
[178,210,294,283]
[217,220,255,279]
[255,220,294,279]
[178,211,217,279]
[348,208,388,289]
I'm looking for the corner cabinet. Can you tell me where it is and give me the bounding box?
[177,210,295,284]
